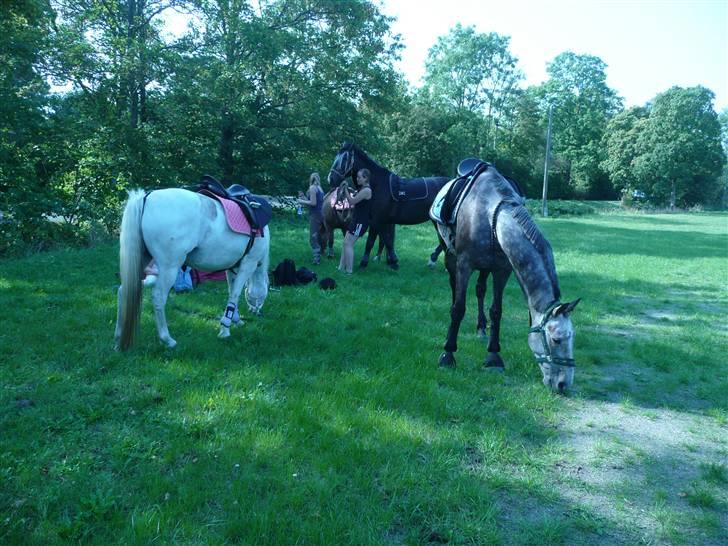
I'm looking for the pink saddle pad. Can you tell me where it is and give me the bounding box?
[207,194,262,236]
[330,192,352,211]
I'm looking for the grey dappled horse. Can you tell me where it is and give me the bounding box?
[436,163,580,393]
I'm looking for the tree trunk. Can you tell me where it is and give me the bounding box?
[219,108,234,182]
[127,0,138,130]
[670,181,676,211]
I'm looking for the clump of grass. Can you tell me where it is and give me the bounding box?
[699,462,728,484]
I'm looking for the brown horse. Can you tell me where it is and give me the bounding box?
[319,187,385,260]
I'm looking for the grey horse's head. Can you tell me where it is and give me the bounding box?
[527,300,580,393]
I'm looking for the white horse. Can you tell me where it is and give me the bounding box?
[114,188,270,350]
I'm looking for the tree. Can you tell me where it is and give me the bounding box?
[634,86,725,208]
[0,0,54,253]
[536,52,622,197]
[601,107,648,195]
[183,0,403,188]
[421,24,522,154]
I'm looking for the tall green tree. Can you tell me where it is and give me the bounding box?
[634,86,725,208]
[718,108,728,208]
[536,52,622,197]
[421,24,523,156]
[181,0,402,189]
[0,0,54,252]
[601,107,648,196]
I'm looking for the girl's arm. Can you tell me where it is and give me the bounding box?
[297,185,316,205]
[346,187,371,205]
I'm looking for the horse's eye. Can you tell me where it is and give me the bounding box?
[552,338,562,345]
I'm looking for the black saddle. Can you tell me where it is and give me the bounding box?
[198,175,272,230]
[440,158,491,224]
[457,157,487,177]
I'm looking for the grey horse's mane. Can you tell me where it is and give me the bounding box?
[492,168,561,300]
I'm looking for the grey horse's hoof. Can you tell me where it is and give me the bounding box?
[439,352,456,368]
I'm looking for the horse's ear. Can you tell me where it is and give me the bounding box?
[555,298,581,316]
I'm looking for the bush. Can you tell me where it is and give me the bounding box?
[525,199,598,217]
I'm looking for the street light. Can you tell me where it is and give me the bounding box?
[542,103,553,217]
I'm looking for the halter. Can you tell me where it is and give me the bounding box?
[528,301,576,368]
[329,150,353,181]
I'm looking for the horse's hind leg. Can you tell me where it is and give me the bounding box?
[476,271,489,338]
[484,268,511,370]
[428,243,443,268]
[439,254,471,368]
[150,266,179,348]
[382,224,399,270]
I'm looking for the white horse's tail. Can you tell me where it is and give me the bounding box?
[118,189,147,351]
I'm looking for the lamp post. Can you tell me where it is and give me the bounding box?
[542,103,553,217]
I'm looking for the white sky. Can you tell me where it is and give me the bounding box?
[380,0,728,111]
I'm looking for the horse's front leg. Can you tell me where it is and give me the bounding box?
[359,228,377,269]
[218,261,255,339]
[224,270,242,325]
[439,254,471,368]
[484,268,511,370]
[325,225,334,258]
[150,266,179,348]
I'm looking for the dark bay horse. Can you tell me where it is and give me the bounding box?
[327,142,448,269]
[435,163,580,393]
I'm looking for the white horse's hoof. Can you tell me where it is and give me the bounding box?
[218,328,231,339]
[163,338,177,349]
[427,260,437,268]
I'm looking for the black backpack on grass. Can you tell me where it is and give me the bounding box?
[295,267,317,285]
[273,259,298,286]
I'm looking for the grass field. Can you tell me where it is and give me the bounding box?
[1,209,727,545]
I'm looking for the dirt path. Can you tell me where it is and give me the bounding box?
[553,397,728,544]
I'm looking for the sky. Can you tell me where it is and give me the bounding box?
[378,0,728,111]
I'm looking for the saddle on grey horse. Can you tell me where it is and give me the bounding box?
[437,158,492,225]
[197,175,272,230]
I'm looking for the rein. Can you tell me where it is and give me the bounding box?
[528,301,576,368]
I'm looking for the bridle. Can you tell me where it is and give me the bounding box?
[329,150,353,182]
[529,301,576,368]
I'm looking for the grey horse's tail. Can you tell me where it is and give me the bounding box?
[117,189,147,351]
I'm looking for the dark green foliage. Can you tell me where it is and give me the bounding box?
[2,2,727,255]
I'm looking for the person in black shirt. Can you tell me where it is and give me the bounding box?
[338,168,372,274]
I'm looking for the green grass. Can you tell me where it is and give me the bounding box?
[1,210,727,544]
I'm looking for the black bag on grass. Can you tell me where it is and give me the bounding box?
[273,259,297,286]
[295,267,317,285]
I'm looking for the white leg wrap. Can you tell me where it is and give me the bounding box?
[221,301,237,327]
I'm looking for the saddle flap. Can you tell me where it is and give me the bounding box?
[388,175,432,202]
